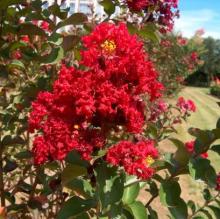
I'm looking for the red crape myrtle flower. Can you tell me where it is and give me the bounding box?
[40,21,50,32]
[177,97,196,113]
[106,140,158,179]
[29,22,162,166]
[125,0,179,32]
[216,173,220,191]
[185,141,208,159]
[126,0,148,12]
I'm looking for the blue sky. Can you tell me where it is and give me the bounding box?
[174,0,220,38]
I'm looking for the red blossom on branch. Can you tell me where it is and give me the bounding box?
[177,97,196,113]
[29,22,162,167]
[185,141,208,159]
[106,140,158,179]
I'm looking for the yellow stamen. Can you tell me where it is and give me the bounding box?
[145,156,154,166]
[74,124,79,129]
[101,40,116,53]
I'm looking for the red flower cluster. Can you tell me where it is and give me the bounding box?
[126,0,179,31]
[177,97,196,113]
[29,23,162,166]
[177,36,188,46]
[149,99,168,121]
[106,140,158,179]
[40,21,50,32]
[126,0,148,12]
[216,173,220,191]
[11,50,22,59]
[185,141,208,159]
[191,51,198,61]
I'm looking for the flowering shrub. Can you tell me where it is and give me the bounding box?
[125,0,179,32]
[145,32,203,95]
[0,0,219,219]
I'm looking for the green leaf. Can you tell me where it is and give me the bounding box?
[18,23,47,37]
[187,200,196,214]
[194,130,215,154]
[95,162,124,211]
[188,158,217,187]
[211,145,220,155]
[127,201,148,219]
[62,35,80,52]
[14,150,32,159]
[169,138,190,166]
[138,24,160,43]
[0,0,25,9]
[48,33,63,45]
[200,209,212,219]
[55,13,87,30]
[216,118,220,128]
[8,60,25,70]
[168,199,188,219]
[39,47,64,65]
[208,205,220,218]
[3,159,17,172]
[123,183,140,205]
[57,196,95,219]
[99,0,115,16]
[203,188,211,201]
[65,151,89,167]
[159,180,181,207]
[64,178,93,198]
[148,206,158,219]
[61,164,87,185]
[48,4,68,20]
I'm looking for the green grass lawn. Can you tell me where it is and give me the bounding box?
[174,87,220,171]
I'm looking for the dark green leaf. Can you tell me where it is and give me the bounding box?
[169,138,190,166]
[159,180,181,207]
[187,200,196,214]
[3,159,17,172]
[62,35,80,52]
[188,158,217,187]
[194,130,215,154]
[95,162,124,211]
[211,145,220,155]
[57,196,95,219]
[48,4,68,19]
[61,164,87,185]
[18,23,47,37]
[15,150,33,159]
[55,13,87,30]
[203,189,211,201]
[64,178,93,198]
[216,118,220,128]
[48,32,63,45]
[65,151,89,167]
[39,46,64,65]
[0,0,25,9]
[208,205,220,219]
[168,199,188,219]
[148,206,158,219]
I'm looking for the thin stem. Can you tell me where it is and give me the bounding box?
[187,192,220,219]
[145,194,157,208]
[0,145,5,206]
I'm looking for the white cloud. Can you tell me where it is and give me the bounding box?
[174,9,220,39]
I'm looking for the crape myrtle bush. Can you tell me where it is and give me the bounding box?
[145,31,204,96]
[0,0,220,219]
